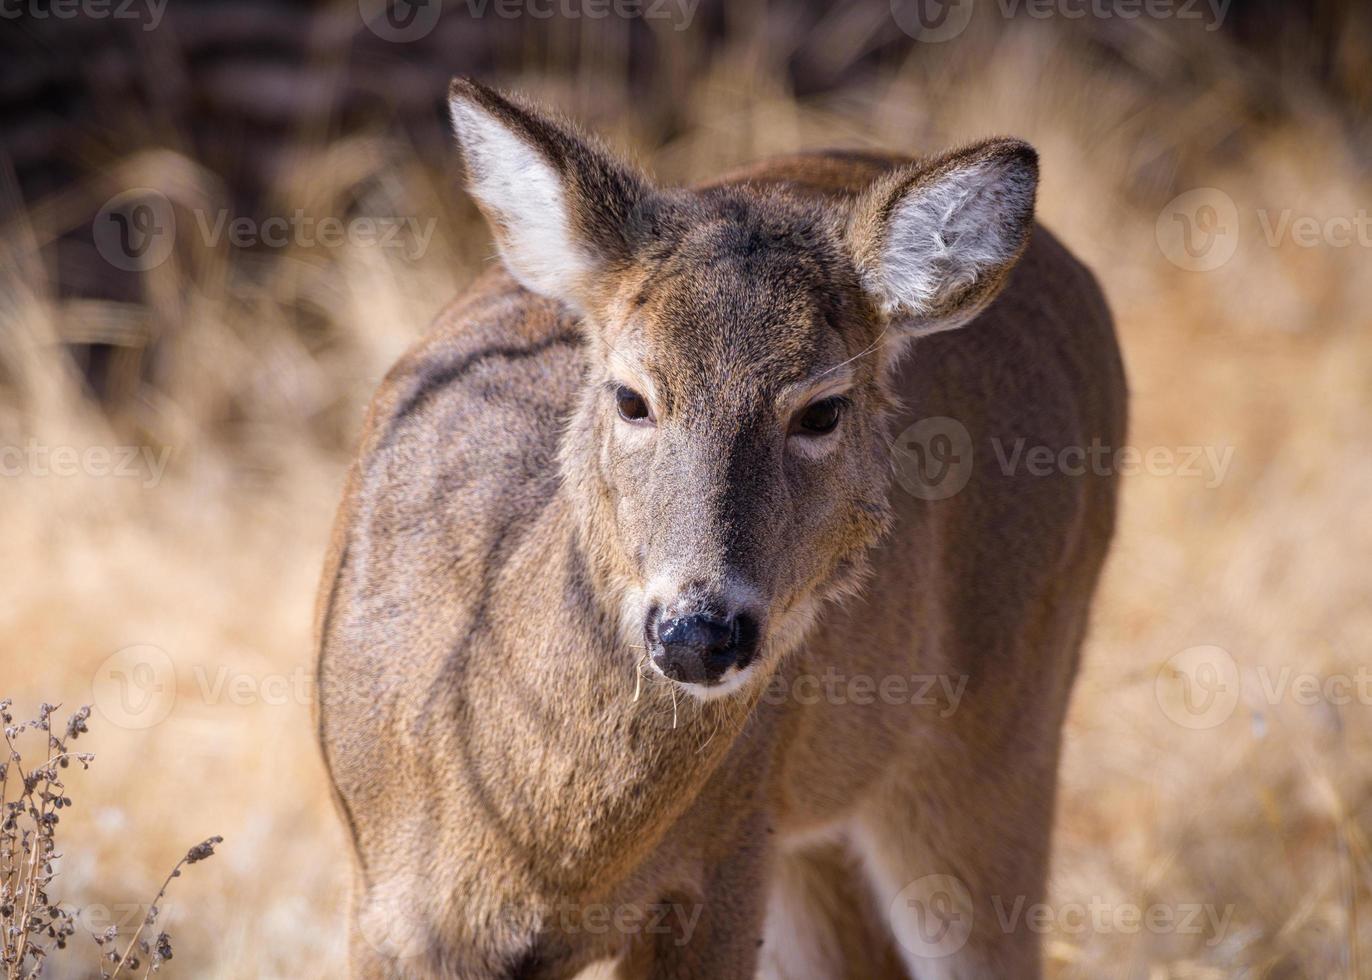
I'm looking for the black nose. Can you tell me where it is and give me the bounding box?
[647,609,759,686]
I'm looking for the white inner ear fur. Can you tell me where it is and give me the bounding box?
[871,156,1034,333]
[449,98,591,305]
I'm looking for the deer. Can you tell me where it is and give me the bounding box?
[314,77,1126,980]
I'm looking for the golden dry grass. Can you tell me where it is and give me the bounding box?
[2,8,1369,978]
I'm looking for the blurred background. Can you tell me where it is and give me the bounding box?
[1,0,1370,976]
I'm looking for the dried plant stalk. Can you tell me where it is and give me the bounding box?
[0,699,220,979]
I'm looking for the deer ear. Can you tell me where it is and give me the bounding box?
[848,138,1038,338]
[447,77,659,311]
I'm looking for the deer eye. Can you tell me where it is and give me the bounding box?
[794,396,846,436]
[615,385,652,424]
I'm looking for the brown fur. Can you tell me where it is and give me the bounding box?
[316,79,1125,979]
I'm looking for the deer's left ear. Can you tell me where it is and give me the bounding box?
[448,77,664,312]
[847,138,1038,338]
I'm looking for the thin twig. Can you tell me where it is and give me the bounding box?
[108,860,183,978]
[12,709,58,975]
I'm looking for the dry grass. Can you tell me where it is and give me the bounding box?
[1,7,1369,978]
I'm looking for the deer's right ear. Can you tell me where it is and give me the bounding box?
[448,77,658,312]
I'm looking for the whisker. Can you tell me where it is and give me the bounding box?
[819,321,894,378]
[696,713,722,755]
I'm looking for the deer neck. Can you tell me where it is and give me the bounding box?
[463,456,759,892]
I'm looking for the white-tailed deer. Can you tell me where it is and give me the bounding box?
[316,78,1125,979]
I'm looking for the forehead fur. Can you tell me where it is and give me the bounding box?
[617,190,874,399]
